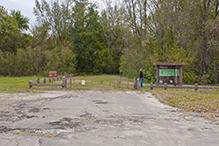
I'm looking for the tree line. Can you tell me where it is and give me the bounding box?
[0,0,218,84]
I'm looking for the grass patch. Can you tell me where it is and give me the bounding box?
[153,88,219,112]
[65,75,135,89]
[0,76,44,93]
[0,75,136,93]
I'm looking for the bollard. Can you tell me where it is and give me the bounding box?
[137,78,139,90]
[65,78,67,88]
[29,81,32,89]
[133,77,136,89]
[62,76,65,88]
[49,77,51,83]
[150,83,153,90]
[164,83,167,90]
[195,83,198,91]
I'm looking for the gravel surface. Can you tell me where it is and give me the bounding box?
[0,90,219,146]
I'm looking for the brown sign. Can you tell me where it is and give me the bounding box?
[48,70,58,77]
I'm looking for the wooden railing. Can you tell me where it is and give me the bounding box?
[29,75,138,90]
[28,74,77,89]
[68,78,102,88]
[150,83,219,90]
[65,78,135,89]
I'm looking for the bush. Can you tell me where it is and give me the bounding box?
[0,45,76,76]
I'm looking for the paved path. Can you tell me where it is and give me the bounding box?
[0,91,219,146]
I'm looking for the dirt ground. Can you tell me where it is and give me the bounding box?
[0,89,219,146]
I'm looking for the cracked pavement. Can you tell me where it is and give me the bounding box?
[0,90,219,146]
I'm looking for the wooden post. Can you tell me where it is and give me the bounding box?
[29,81,32,89]
[65,78,67,88]
[70,76,72,87]
[117,80,121,87]
[49,77,51,83]
[37,78,40,84]
[195,83,198,91]
[137,78,139,90]
[127,80,129,88]
[109,79,111,85]
[164,83,167,90]
[179,66,183,87]
[133,77,136,88]
[62,76,65,88]
[150,83,153,90]
[44,78,46,84]
[53,77,55,82]
[91,79,93,85]
[57,76,59,81]
[156,66,159,86]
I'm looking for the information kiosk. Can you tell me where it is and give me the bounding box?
[154,62,186,86]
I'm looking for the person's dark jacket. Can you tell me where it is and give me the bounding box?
[140,71,143,78]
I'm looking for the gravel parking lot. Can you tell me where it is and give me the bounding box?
[0,90,219,146]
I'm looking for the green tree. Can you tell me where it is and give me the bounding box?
[34,0,74,47]
[0,6,30,52]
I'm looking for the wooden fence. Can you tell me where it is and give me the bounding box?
[29,75,138,90]
[28,74,77,89]
[150,83,219,90]
[65,77,136,89]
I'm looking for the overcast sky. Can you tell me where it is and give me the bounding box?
[1,0,36,25]
[0,0,115,26]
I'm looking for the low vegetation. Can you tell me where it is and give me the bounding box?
[0,75,133,93]
[153,88,219,113]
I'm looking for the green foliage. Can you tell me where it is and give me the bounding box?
[0,6,30,52]
[70,1,120,74]
[0,45,76,76]
[0,0,219,85]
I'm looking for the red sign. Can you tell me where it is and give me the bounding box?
[48,70,58,77]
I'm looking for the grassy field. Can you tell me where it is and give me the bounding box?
[0,76,45,93]
[0,75,134,93]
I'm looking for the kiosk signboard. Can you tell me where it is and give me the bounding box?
[159,69,179,77]
[154,62,186,86]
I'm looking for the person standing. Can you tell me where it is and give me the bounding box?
[139,69,144,87]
